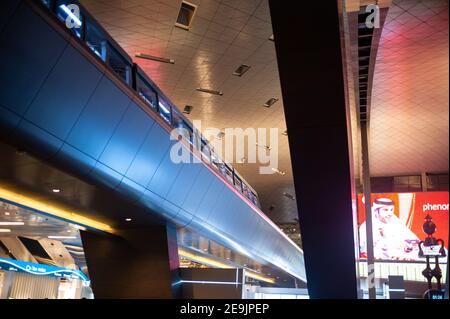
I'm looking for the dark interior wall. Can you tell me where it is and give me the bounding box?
[80,225,180,299]
[268,1,358,298]
[179,268,243,299]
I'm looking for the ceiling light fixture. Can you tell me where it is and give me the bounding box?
[135,53,175,64]
[272,168,286,176]
[52,188,61,193]
[196,88,223,96]
[125,218,132,222]
[283,192,296,200]
[269,34,274,41]
[256,143,271,151]
[4,212,10,216]
[183,105,193,114]
[233,64,251,77]
[0,222,24,226]
[263,97,279,108]
[0,229,11,232]
[282,130,288,136]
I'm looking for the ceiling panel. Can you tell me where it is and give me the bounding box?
[369,0,449,175]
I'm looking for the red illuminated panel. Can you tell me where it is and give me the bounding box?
[357,192,449,261]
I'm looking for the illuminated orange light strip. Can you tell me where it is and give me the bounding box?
[0,186,113,233]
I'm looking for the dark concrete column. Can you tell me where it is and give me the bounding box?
[268,2,358,298]
[80,224,180,299]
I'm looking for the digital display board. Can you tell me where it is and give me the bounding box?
[357,192,449,261]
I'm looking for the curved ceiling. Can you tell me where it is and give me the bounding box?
[369,0,449,175]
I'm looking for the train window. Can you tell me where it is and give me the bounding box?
[223,165,234,184]
[85,18,107,61]
[251,192,258,206]
[172,109,192,142]
[210,151,219,170]
[107,44,132,85]
[242,183,250,199]
[136,73,158,110]
[234,175,243,192]
[56,1,83,38]
[158,99,172,123]
[201,140,211,163]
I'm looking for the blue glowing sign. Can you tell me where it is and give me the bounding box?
[0,257,90,284]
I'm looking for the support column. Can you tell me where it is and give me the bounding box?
[268,1,358,298]
[421,171,428,192]
[361,121,376,299]
[80,224,180,299]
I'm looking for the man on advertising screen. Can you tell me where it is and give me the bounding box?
[359,198,421,260]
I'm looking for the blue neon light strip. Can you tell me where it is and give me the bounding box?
[0,257,89,283]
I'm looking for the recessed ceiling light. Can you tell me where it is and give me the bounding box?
[0,222,24,226]
[135,53,175,64]
[4,212,10,216]
[48,236,77,239]
[263,98,279,108]
[183,105,193,114]
[233,64,251,77]
[52,188,61,193]
[196,88,223,96]
[0,229,11,232]
[175,1,197,30]
[125,218,132,222]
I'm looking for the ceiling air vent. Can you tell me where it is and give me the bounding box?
[233,64,251,77]
[175,1,197,30]
[196,88,223,96]
[183,105,193,114]
[263,97,278,108]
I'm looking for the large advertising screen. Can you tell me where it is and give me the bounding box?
[357,192,449,261]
